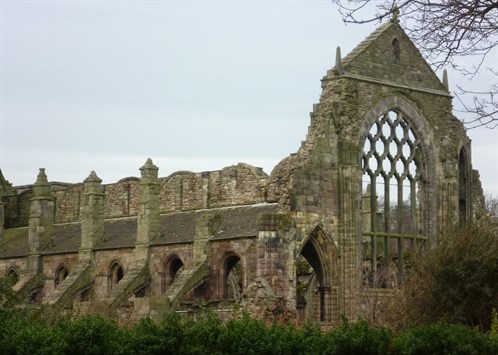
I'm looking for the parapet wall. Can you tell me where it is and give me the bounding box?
[3,163,272,227]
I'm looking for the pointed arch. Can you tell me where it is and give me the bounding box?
[359,96,436,287]
[219,252,243,300]
[108,261,124,291]
[54,264,70,289]
[7,267,19,284]
[162,254,185,293]
[296,225,339,323]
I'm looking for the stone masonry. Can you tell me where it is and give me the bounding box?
[0,20,486,326]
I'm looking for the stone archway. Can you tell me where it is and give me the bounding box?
[296,226,338,323]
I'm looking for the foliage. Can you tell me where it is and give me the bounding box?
[400,223,498,330]
[394,322,497,355]
[0,303,497,354]
[324,319,394,354]
[46,316,121,355]
[332,0,498,127]
[491,308,498,339]
[0,274,20,310]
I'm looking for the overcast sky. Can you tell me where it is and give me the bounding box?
[0,1,497,197]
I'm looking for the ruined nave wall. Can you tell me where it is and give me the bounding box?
[3,163,270,228]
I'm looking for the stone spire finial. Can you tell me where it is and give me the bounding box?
[390,5,400,24]
[442,69,449,90]
[140,158,159,183]
[84,170,102,184]
[33,168,51,198]
[35,168,48,185]
[335,46,342,71]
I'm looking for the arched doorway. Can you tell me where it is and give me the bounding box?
[54,264,69,288]
[296,227,337,323]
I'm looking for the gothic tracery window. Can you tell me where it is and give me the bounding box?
[361,110,425,288]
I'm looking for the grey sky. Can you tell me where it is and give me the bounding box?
[1,1,497,197]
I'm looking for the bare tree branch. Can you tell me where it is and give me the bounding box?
[332,0,498,128]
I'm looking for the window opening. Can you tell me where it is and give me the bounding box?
[7,268,19,284]
[223,255,242,300]
[108,261,124,291]
[459,149,469,222]
[392,37,400,63]
[162,256,184,293]
[54,265,69,288]
[361,110,426,288]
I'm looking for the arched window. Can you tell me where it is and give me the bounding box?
[392,37,400,63]
[162,255,184,293]
[54,265,69,288]
[7,268,19,284]
[361,110,424,287]
[221,254,242,299]
[108,261,124,291]
[459,149,469,222]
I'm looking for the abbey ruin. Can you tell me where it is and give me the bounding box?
[0,21,486,325]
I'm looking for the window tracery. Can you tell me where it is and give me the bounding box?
[361,110,426,287]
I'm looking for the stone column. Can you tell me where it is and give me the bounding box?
[136,158,160,246]
[28,168,54,272]
[256,213,292,296]
[79,171,105,259]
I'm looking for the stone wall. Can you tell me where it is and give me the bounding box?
[41,253,79,299]
[3,164,270,228]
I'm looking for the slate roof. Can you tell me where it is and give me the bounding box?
[1,203,279,258]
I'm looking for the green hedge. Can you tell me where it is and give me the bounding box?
[0,310,497,355]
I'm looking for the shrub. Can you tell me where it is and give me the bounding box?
[324,319,394,355]
[401,223,498,330]
[394,322,496,355]
[45,316,120,355]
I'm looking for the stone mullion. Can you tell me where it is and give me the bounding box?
[370,175,377,276]
[396,176,404,284]
[383,176,391,286]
